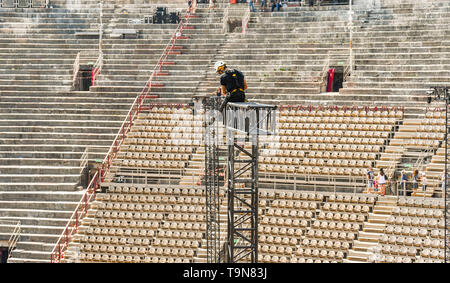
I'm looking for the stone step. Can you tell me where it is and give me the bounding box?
[7,249,52,261]
[0,106,129,115]
[351,240,379,252]
[13,241,56,253]
[357,231,382,243]
[0,183,79,191]
[0,223,65,235]
[367,213,390,224]
[346,250,371,262]
[0,166,81,175]
[0,208,74,220]
[362,222,386,233]
[0,174,80,183]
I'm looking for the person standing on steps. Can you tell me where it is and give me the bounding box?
[377,168,387,196]
[214,61,248,113]
[249,0,255,12]
[261,0,267,12]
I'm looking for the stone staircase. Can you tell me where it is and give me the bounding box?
[2,0,450,263]
[345,195,397,262]
[345,0,450,118]
[0,0,212,262]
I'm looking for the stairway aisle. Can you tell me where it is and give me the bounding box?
[345,195,397,262]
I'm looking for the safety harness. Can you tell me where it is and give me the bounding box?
[226,69,244,94]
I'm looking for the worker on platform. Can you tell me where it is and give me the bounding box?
[214,61,248,112]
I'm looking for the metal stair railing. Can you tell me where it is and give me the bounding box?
[50,7,196,263]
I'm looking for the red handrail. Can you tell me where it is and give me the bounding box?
[279,104,405,113]
[50,7,195,263]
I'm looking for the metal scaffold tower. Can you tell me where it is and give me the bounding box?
[225,102,277,263]
[203,96,224,263]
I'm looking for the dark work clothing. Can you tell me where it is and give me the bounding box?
[219,69,246,112]
[220,69,245,94]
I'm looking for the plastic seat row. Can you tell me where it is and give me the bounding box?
[146,247,196,258]
[379,235,445,248]
[166,213,205,223]
[259,190,322,201]
[301,238,351,250]
[295,247,345,260]
[78,234,153,246]
[105,186,205,196]
[384,225,431,238]
[420,118,446,126]
[417,125,445,133]
[425,111,446,119]
[420,249,445,259]
[98,194,205,206]
[152,230,202,241]
[95,210,164,221]
[289,257,338,263]
[261,137,385,151]
[302,158,372,168]
[397,197,444,209]
[267,142,382,153]
[259,226,303,238]
[140,107,191,115]
[94,206,204,220]
[265,207,315,218]
[272,191,324,201]
[259,244,296,255]
[123,136,202,146]
[260,216,309,228]
[90,219,160,229]
[95,203,204,214]
[306,229,356,242]
[403,139,440,148]
[84,227,156,238]
[79,253,146,263]
[279,108,401,119]
[273,130,388,140]
[385,216,444,229]
[311,220,360,232]
[380,244,417,257]
[374,255,414,263]
[322,203,371,213]
[156,226,204,238]
[270,199,318,210]
[391,207,443,218]
[279,122,393,132]
[328,194,376,204]
[258,234,299,246]
[297,166,366,176]
[316,212,366,223]
[410,132,445,140]
[160,221,206,231]
[124,145,193,155]
[258,255,293,263]
[307,151,377,160]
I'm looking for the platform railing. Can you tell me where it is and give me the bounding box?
[50,7,196,263]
